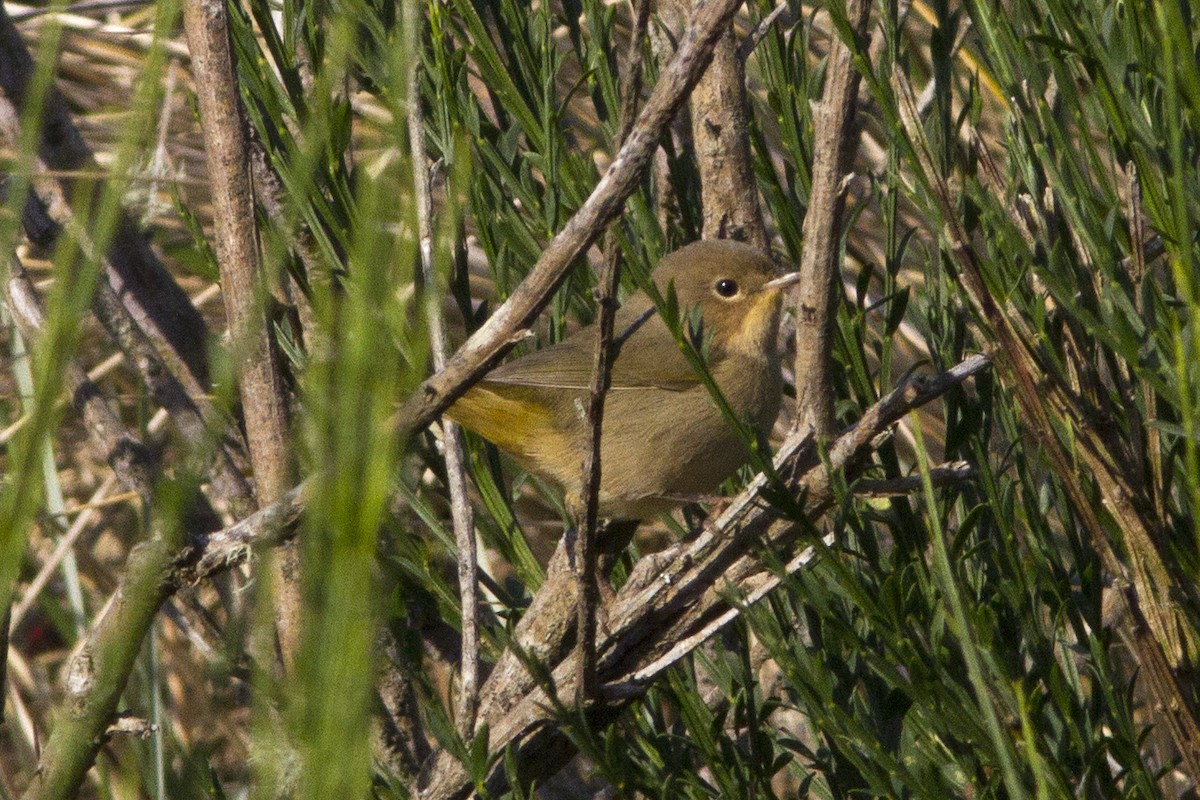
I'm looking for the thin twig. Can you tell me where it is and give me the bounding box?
[738,1,789,61]
[176,486,306,582]
[404,0,480,736]
[416,354,992,800]
[853,461,973,496]
[8,0,155,21]
[792,0,872,437]
[392,0,751,441]
[575,0,652,703]
[8,475,120,635]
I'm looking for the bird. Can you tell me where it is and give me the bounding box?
[447,239,799,521]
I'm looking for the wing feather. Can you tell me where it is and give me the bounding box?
[484,301,699,391]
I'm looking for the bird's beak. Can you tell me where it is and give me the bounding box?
[763,271,802,292]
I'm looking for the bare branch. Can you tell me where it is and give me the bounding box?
[575,0,652,702]
[678,0,769,249]
[792,0,872,437]
[176,486,306,583]
[415,354,991,799]
[393,0,750,440]
[403,0,480,735]
[181,0,300,661]
[739,2,789,61]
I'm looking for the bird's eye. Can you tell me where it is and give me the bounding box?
[715,278,740,298]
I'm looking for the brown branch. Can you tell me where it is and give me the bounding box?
[181,0,300,662]
[575,0,652,702]
[88,267,255,514]
[415,354,991,800]
[678,0,769,249]
[392,0,749,440]
[792,0,872,437]
[176,485,306,582]
[739,2,789,61]
[404,0,480,736]
[374,626,433,779]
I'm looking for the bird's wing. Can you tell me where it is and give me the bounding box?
[484,302,700,391]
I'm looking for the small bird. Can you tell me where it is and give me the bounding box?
[447,239,799,520]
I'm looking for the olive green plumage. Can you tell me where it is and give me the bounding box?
[449,239,796,519]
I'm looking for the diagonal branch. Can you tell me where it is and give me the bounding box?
[392,0,751,440]
[414,354,991,799]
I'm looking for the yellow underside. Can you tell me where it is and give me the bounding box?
[446,386,567,469]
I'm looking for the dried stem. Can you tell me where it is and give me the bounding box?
[393,0,749,440]
[681,0,769,249]
[415,354,991,799]
[403,0,480,735]
[575,0,652,702]
[181,0,299,661]
[792,0,872,437]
